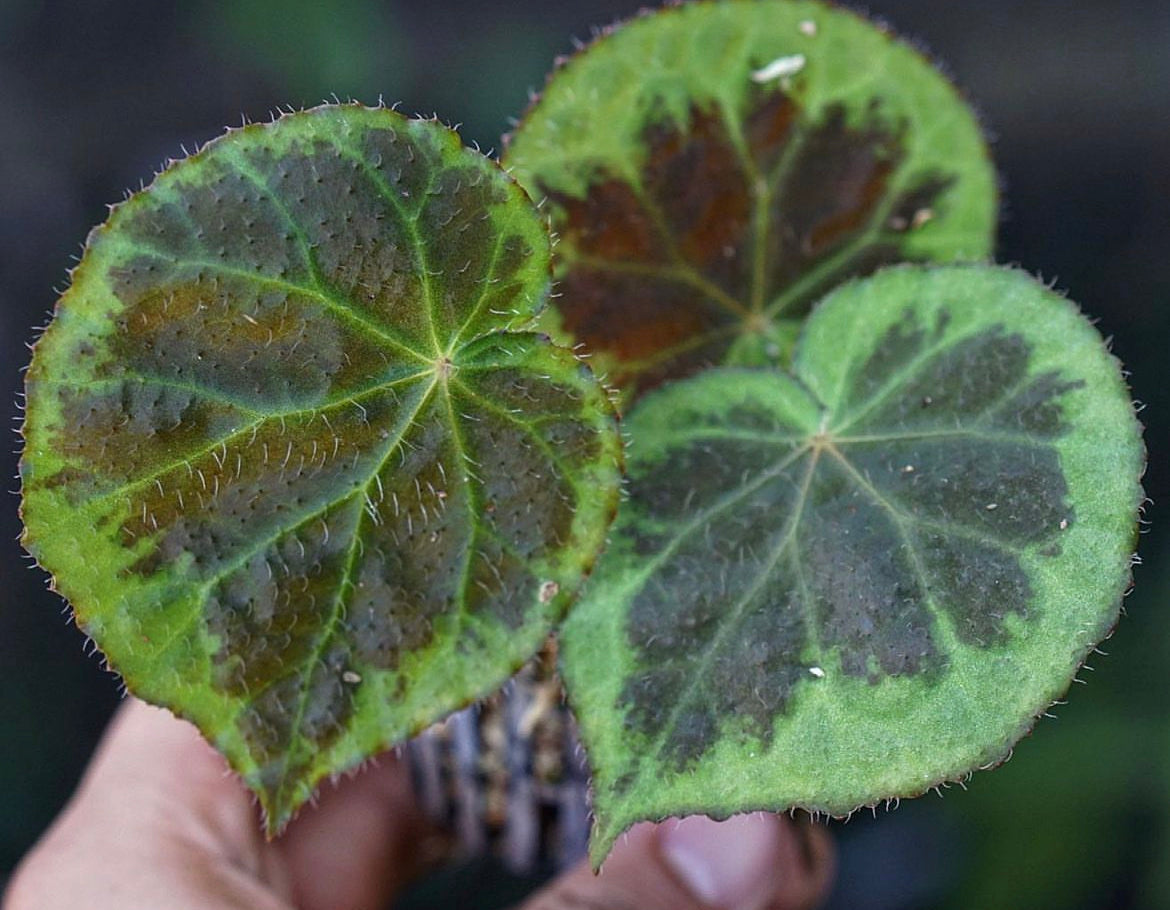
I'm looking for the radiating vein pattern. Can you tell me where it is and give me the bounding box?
[21,106,622,831]
[616,307,1077,772]
[505,0,995,397]
[560,266,1142,838]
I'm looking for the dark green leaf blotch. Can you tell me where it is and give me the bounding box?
[561,264,1142,864]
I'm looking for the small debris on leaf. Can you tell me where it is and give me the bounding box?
[751,54,806,83]
[912,207,935,229]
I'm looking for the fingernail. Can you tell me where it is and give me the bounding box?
[658,813,783,908]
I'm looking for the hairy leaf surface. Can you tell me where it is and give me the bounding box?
[505,0,996,399]
[560,265,1142,864]
[21,105,623,832]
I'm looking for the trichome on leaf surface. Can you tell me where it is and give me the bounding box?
[20,107,624,832]
[19,0,1144,870]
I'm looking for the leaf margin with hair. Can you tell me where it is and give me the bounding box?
[20,104,624,834]
[504,0,997,399]
[560,263,1143,866]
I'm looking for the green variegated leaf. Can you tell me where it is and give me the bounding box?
[561,264,1142,865]
[20,105,623,833]
[505,0,996,400]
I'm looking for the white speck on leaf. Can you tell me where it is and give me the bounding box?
[539,580,560,603]
[809,666,826,679]
[751,54,806,84]
[799,20,818,37]
[342,671,362,685]
[912,207,935,229]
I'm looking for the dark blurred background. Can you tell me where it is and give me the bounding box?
[1,1,1168,907]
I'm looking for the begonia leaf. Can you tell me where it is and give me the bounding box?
[21,105,623,833]
[506,0,996,399]
[561,264,1142,864]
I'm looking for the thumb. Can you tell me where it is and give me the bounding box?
[519,812,834,910]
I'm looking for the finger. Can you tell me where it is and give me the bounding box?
[518,812,835,910]
[75,696,438,909]
[273,749,439,910]
[84,698,265,850]
[788,819,835,910]
[8,698,439,910]
[6,698,289,910]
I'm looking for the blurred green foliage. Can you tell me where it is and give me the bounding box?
[194,0,409,103]
[939,547,1169,909]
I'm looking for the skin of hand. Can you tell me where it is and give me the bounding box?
[4,699,834,910]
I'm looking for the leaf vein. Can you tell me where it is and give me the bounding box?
[633,448,820,781]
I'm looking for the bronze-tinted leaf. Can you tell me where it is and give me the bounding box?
[506,1,997,399]
[21,105,623,832]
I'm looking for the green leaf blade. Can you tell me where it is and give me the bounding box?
[560,264,1142,865]
[21,105,623,832]
[505,0,997,400]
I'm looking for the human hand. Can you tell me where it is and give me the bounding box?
[5,699,833,910]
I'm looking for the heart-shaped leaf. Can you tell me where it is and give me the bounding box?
[560,264,1142,865]
[505,0,996,399]
[20,105,623,832]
